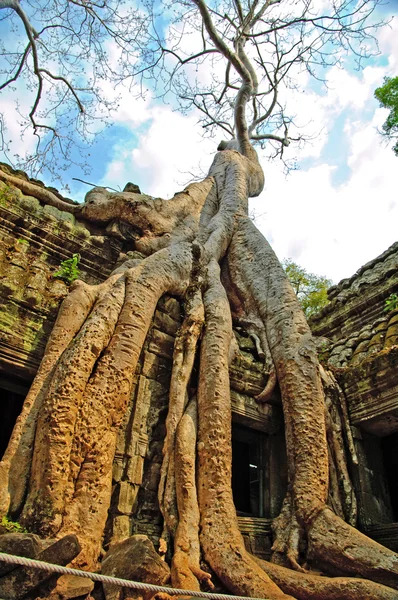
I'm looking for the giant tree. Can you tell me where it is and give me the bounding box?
[1,1,398,599]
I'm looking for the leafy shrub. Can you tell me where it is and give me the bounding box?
[282,259,333,318]
[1,515,27,533]
[385,293,398,312]
[53,253,80,284]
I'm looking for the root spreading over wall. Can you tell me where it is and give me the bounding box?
[1,147,398,600]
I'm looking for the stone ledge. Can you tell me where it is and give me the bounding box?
[365,523,398,552]
[237,516,273,560]
[231,390,282,433]
[340,346,398,436]
[0,203,120,283]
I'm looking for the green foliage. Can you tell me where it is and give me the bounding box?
[384,293,398,312]
[374,76,398,156]
[53,253,80,284]
[1,515,27,533]
[283,259,333,318]
[0,182,15,207]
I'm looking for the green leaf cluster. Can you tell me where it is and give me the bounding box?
[1,515,27,533]
[374,76,398,156]
[384,293,398,313]
[53,253,80,285]
[283,259,333,318]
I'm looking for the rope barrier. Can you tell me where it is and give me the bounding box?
[0,552,270,600]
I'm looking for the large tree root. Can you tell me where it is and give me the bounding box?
[253,555,398,600]
[196,260,294,600]
[226,216,398,589]
[0,279,99,516]
[0,167,80,211]
[21,274,128,534]
[308,507,398,589]
[158,273,210,592]
[172,396,213,591]
[271,493,306,573]
[158,289,204,543]
[323,382,356,525]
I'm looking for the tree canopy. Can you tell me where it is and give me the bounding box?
[0,0,386,180]
[375,75,398,156]
[283,259,332,318]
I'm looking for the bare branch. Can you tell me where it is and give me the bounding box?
[0,43,31,90]
[0,0,387,180]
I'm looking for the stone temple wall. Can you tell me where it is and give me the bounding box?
[311,243,398,545]
[310,241,398,341]
[0,167,122,384]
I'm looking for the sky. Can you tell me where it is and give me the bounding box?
[1,1,398,285]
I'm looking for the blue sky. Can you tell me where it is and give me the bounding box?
[1,1,397,284]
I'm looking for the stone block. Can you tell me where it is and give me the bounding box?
[110,516,131,544]
[157,296,181,321]
[141,351,159,379]
[146,378,167,402]
[0,534,81,600]
[141,461,161,493]
[153,361,173,386]
[0,533,42,576]
[234,330,256,352]
[29,260,48,281]
[101,535,170,600]
[385,318,398,347]
[112,454,125,483]
[116,482,136,515]
[152,310,179,336]
[148,329,175,360]
[24,289,44,308]
[135,436,148,457]
[51,574,94,599]
[127,378,150,441]
[357,491,392,529]
[126,454,145,485]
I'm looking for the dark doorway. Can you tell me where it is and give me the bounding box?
[381,432,398,521]
[232,424,266,517]
[0,378,27,458]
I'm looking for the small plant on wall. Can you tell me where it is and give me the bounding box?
[384,293,398,312]
[1,515,27,533]
[53,253,80,285]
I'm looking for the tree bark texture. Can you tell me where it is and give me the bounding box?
[1,147,398,598]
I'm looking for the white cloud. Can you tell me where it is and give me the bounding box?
[323,66,375,111]
[0,94,40,164]
[252,106,398,283]
[100,105,215,197]
[378,18,398,72]
[246,18,398,284]
[98,79,153,129]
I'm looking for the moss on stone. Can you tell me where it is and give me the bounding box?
[18,195,41,214]
[0,181,20,206]
[74,226,90,240]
